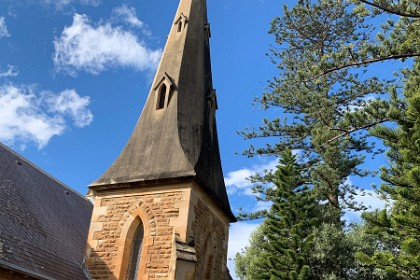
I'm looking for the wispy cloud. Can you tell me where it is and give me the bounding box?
[356,189,389,210]
[0,65,19,78]
[112,5,150,36]
[39,0,101,10]
[0,84,92,149]
[343,95,377,113]
[254,200,272,212]
[44,89,93,127]
[53,13,162,76]
[225,159,278,196]
[0,17,10,38]
[344,189,390,224]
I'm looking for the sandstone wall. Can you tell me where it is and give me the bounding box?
[85,183,231,280]
[190,189,230,280]
[85,187,185,280]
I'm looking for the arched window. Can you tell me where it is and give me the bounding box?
[126,222,144,280]
[157,84,167,110]
[177,21,182,32]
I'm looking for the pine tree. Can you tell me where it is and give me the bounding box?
[358,60,420,279]
[254,150,320,280]
[238,0,420,279]
[235,150,398,280]
[348,4,420,276]
[241,0,392,214]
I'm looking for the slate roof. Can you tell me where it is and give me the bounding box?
[0,143,92,279]
[90,0,236,222]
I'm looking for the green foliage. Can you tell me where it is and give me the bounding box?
[236,150,320,280]
[235,225,269,280]
[310,223,399,280]
[236,151,398,279]
[258,150,319,280]
[360,60,420,279]
[237,0,420,279]
[236,220,399,279]
[241,0,393,211]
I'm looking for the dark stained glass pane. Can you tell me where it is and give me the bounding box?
[157,84,166,109]
[126,223,144,280]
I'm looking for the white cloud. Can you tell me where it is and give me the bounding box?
[0,65,19,78]
[254,200,272,212]
[0,17,10,38]
[0,84,92,149]
[225,168,255,190]
[44,89,93,127]
[53,13,162,76]
[40,0,101,10]
[75,0,100,5]
[344,95,377,113]
[358,190,389,210]
[344,189,389,224]
[112,5,150,36]
[228,222,260,280]
[225,159,278,195]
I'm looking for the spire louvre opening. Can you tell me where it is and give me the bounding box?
[157,84,167,110]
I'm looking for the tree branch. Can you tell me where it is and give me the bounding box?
[323,118,389,147]
[321,53,420,75]
[358,0,420,18]
[301,118,388,159]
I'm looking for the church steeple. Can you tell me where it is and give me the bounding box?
[85,2,235,278]
[90,0,235,220]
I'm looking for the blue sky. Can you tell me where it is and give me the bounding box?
[0,0,390,278]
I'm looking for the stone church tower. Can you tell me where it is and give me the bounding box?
[84,0,236,279]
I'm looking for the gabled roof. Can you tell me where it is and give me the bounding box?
[90,0,235,221]
[0,143,92,280]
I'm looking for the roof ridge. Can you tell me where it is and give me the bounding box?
[0,142,89,202]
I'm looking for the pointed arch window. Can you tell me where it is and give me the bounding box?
[153,73,173,111]
[157,84,167,110]
[126,222,144,280]
[174,13,188,33]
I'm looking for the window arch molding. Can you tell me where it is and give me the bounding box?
[153,72,174,110]
[174,13,188,33]
[116,206,154,280]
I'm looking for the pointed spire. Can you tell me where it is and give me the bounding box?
[90,0,235,221]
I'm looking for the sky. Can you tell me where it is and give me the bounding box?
[0,0,388,278]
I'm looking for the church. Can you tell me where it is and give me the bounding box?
[0,0,236,279]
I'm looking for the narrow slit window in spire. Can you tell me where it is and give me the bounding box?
[157,84,167,110]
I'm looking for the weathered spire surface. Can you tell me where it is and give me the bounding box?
[90,0,235,221]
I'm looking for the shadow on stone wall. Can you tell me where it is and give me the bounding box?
[83,245,115,280]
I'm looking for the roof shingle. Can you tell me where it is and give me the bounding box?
[0,143,92,279]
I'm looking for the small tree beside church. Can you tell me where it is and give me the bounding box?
[236,150,320,280]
